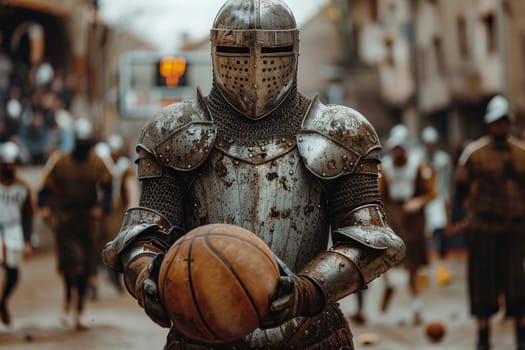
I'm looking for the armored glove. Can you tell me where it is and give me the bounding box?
[260,257,325,329]
[128,253,171,328]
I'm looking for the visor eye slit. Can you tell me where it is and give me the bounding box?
[216,46,250,54]
[261,45,294,54]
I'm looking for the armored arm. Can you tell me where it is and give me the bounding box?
[101,150,187,326]
[101,92,216,326]
[297,97,406,306]
[300,199,405,305]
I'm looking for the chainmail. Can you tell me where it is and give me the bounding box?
[206,81,311,146]
[139,168,189,228]
[328,174,381,215]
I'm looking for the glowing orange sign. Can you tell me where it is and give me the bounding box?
[159,57,187,87]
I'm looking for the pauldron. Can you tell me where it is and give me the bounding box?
[297,95,382,179]
[135,88,217,179]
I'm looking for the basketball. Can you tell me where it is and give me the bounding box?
[425,321,446,343]
[158,223,280,344]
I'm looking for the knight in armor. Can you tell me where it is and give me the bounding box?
[0,141,34,326]
[102,1,405,348]
[457,95,525,350]
[39,117,113,330]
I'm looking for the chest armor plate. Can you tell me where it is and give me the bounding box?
[185,148,329,270]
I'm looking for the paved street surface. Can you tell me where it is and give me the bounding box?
[0,167,516,349]
[0,251,166,349]
[1,249,517,349]
[340,253,516,350]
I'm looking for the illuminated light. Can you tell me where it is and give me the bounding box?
[159,57,187,87]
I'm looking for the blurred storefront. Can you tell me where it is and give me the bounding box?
[288,0,525,150]
[0,0,154,154]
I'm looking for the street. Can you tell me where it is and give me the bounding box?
[0,167,517,350]
[0,251,166,349]
[1,248,517,349]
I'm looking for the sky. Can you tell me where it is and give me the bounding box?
[98,0,329,52]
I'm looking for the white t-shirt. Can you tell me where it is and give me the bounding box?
[0,181,30,267]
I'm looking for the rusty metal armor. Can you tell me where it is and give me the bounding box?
[102,0,405,348]
[211,0,299,120]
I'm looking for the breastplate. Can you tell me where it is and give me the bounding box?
[185,147,329,271]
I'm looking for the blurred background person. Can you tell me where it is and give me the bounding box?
[443,139,472,259]
[105,133,139,219]
[54,106,75,154]
[0,43,13,103]
[38,117,112,330]
[2,86,25,144]
[18,109,54,164]
[349,288,367,325]
[456,95,525,350]
[418,126,454,286]
[0,141,33,327]
[379,123,437,325]
[94,134,139,294]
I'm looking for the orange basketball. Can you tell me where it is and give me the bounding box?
[158,223,280,344]
[425,321,446,343]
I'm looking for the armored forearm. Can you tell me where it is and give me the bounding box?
[101,207,183,302]
[299,204,405,305]
[101,207,177,271]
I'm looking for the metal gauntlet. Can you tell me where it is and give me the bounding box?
[298,204,405,305]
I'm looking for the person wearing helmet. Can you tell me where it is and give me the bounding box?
[95,135,139,294]
[0,142,34,326]
[418,126,454,286]
[104,134,139,231]
[102,1,405,348]
[378,125,437,325]
[38,117,113,330]
[457,95,525,350]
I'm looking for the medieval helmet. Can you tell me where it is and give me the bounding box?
[210,0,299,120]
[73,117,93,140]
[484,95,510,124]
[421,126,439,144]
[94,142,111,160]
[386,123,409,150]
[107,134,124,153]
[0,141,20,164]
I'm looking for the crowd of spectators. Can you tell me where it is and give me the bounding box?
[0,48,76,165]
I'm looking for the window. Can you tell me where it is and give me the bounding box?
[371,0,379,21]
[433,37,445,75]
[457,16,468,59]
[482,13,497,53]
[384,37,395,66]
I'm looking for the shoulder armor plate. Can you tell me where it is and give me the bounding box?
[297,95,381,179]
[136,88,217,172]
